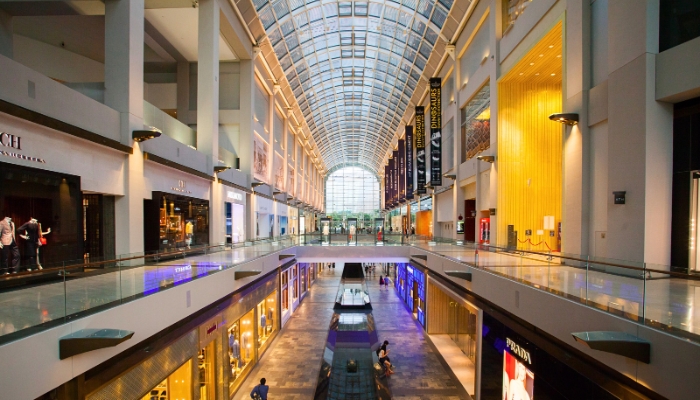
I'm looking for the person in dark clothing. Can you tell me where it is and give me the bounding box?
[379,274,385,287]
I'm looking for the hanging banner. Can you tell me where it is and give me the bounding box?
[415,107,426,194]
[429,77,442,186]
[389,157,395,207]
[392,149,399,205]
[385,164,390,209]
[405,126,414,200]
[398,139,406,202]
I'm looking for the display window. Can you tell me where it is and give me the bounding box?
[227,309,255,395]
[256,291,277,354]
[141,360,192,400]
[144,192,209,253]
[198,341,216,400]
[300,266,307,295]
[0,162,83,271]
[503,348,535,400]
[281,270,289,312]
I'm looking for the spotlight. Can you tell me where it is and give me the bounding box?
[549,113,579,126]
[476,155,495,163]
[132,127,162,142]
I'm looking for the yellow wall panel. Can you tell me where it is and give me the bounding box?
[497,82,562,250]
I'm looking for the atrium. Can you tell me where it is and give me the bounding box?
[0,0,699,399]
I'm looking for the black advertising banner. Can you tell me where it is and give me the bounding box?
[405,126,414,199]
[389,157,395,206]
[384,165,390,208]
[415,107,426,194]
[393,149,399,205]
[429,77,442,187]
[398,139,406,202]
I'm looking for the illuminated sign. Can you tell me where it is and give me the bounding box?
[429,78,442,186]
[172,180,192,194]
[227,191,243,201]
[415,107,426,194]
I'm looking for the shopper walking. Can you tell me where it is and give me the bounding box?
[379,274,384,288]
[250,377,269,399]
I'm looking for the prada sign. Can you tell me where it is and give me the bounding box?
[0,131,46,164]
[506,337,532,364]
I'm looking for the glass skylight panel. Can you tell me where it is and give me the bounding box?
[323,3,339,17]
[273,0,290,19]
[417,0,434,19]
[430,4,447,28]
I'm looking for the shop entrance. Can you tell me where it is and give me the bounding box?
[447,301,478,362]
[199,341,216,400]
[691,172,700,271]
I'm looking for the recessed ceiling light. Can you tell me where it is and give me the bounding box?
[535,73,540,76]
[557,55,561,58]
[549,45,554,48]
[519,72,524,76]
[539,54,544,57]
[530,62,534,66]
[551,73,556,76]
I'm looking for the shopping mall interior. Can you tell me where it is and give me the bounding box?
[0,0,700,399]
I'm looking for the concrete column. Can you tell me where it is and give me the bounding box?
[239,59,255,240]
[607,0,673,266]
[176,61,190,124]
[451,57,464,241]
[197,0,220,166]
[105,0,145,257]
[562,0,592,257]
[0,9,13,59]
[487,0,502,246]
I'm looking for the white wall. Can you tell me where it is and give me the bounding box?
[144,82,177,110]
[0,53,120,143]
[0,112,124,195]
[588,121,609,258]
[591,0,609,87]
[13,34,104,83]
[459,14,490,87]
[437,190,454,222]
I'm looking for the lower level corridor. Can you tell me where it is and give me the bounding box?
[233,264,468,400]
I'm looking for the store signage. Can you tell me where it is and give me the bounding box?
[0,131,47,164]
[389,157,395,206]
[175,265,192,274]
[227,191,243,201]
[506,337,532,364]
[199,315,223,348]
[429,78,442,187]
[398,139,406,201]
[405,126,414,199]
[172,180,192,194]
[415,107,426,194]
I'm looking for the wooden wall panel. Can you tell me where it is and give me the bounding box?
[427,282,451,334]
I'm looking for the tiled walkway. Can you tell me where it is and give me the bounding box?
[234,264,468,400]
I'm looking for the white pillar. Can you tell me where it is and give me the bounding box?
[197,0,220,165]
[606,0,673,265]
[451,55,464,241]
[0,9,13,59]
[105,0,145,257]
[562,0,592,257]
[488,0,503,246]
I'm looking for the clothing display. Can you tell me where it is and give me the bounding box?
[18,219,39,270]
[0,217,19,274]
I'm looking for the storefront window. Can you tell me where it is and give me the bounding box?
[299,266,306,295]
[227,309,255,394]
[292,266,298,300]
[257,291,277,353]
[0,162,83,270]
[144,192,209,253]
[141,360,192,400]
[281,271,289,312]
[199,342,216,400]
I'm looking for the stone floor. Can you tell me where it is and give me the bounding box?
[233,264,468,400]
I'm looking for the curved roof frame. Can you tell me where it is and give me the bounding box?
[252,0,455,173]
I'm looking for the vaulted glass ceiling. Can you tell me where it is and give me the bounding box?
[251,0,456,173]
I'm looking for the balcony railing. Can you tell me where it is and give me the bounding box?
[1,234,699,347]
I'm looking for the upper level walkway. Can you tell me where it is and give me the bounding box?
[1,233,699,347]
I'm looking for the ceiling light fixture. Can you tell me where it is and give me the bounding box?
[132,127,162,142]
[476,155,495,163]
[548,113,579,125]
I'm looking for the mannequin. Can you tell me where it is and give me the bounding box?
[349,224,356,240]
[0,217,20,274]
[18,218,41,271]
[322,224,329,236]
[228,327,240,369]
